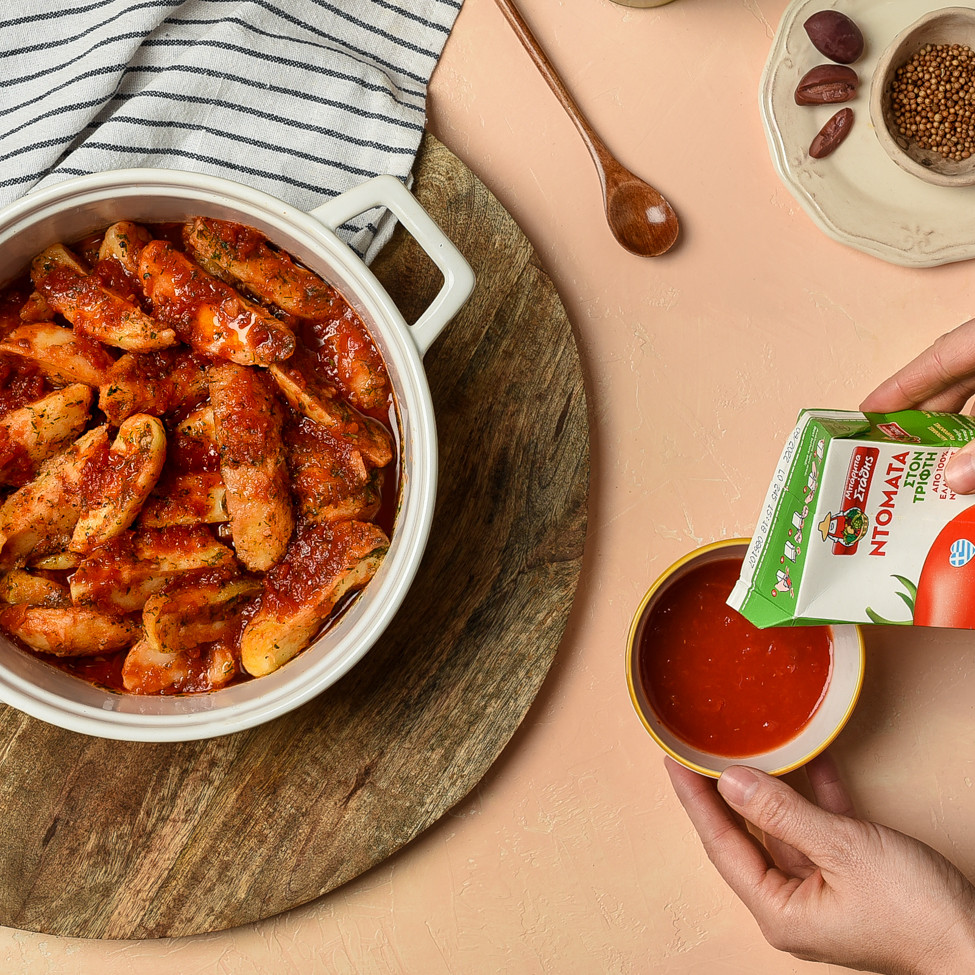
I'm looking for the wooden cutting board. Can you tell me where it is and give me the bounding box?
[0,132,590,940]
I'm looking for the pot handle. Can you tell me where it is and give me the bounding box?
[308,175,474,356]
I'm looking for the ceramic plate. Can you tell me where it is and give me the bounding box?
[761,0,975,267]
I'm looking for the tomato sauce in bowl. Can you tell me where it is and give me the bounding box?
[626,538,864,777]
[638,557,832,757]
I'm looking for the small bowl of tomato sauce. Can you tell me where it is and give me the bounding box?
[626,538,864,777]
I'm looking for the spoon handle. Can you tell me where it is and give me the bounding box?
[492,0,616,176]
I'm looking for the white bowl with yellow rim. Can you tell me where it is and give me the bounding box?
[626,538,865,777]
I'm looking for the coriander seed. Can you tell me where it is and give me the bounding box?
[888,42,975,162]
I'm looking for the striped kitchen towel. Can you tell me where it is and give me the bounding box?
[0,0,463,259]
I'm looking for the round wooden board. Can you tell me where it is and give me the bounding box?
[0,134,590,940]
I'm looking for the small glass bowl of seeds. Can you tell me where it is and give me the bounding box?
[870,7,975,187]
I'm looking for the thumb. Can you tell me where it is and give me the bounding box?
[718,765,844,862]
[947,441,975,494]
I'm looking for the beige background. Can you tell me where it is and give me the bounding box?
[5,0,975,971]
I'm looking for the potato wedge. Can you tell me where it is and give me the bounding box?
[0,604,139,657]
[33,241,86,277]
[139,239,295,366]
[143,576,259,655]
[209,362,293,571]
[0,569,71,608]
[70,413,167,554]
[269,356,392,471]
[176,404,215,443]
[29,551,82,571]
[0,425,109,569]
[240,520,388,677]
[98,348,209,426]
[98,350,175,425]
[121,638,190,694]
[97,221,153,275]
[287,416,382,524]
[139,471,228,528]
[121,636,237,694]
[18,291,56,324]
[0,384,93,486]
[31,243,176,352]
[0,323,115,387]
[168,404,219,472]
[70,526,237,613]
[184,216,340,319]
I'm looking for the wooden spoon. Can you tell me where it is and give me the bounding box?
[494,0,679,257]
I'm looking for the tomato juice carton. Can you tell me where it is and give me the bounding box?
[729,409,975,628]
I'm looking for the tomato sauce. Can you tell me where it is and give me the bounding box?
[45,649,126,692]
[0,217,400,696]
[92,257,143,306]
[639,557,832,757]
[0,356,46,417]
[0,279,33,334]
[301,313,390,413]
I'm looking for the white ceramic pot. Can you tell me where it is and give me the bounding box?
[0,169,475,741]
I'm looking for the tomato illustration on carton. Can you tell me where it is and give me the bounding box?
[912,505,975,627]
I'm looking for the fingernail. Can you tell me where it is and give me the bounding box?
[947,450,975,494]
[717,766,759,806]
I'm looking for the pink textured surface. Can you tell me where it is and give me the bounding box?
[5,0,975,970]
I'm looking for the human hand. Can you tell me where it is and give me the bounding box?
[666,753,975,974]
[859,317,975,492]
